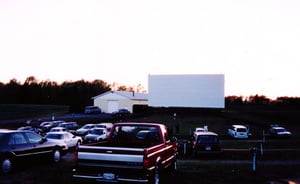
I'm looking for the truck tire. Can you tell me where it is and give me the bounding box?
[170,159,177,172]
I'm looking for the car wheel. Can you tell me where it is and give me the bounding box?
[53,149,61,163]
[1,158,12,174]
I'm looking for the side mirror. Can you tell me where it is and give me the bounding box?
[170,136,177,143]
[40,137,47,144]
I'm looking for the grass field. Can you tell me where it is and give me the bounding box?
[0,104,69,121]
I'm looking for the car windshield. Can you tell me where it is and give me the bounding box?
[276,128,286,132]
[82,125,93,129]
[197,135,219,144]
[0,133,6,142]
[237,128,247,132]
[90,129,103,135]
[46,134,63,139]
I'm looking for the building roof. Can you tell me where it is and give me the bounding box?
[92,90,148,101]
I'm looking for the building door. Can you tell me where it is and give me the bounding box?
[107,100,118,113]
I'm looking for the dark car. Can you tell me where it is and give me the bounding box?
[191,131,222,157]
[112,109,131,118]
[40,120,65,132]
[84,106,102,114]
[58,122,80,134]
[0,129,67,174]
[17,126,43,135]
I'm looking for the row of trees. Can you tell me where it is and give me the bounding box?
[225,95,300,106]
[1,76,299,112]
[0,76,144,112]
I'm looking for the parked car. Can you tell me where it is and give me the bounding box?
[17,126,43,135]
[84,128,109,143]
[191,131,222,156]
[0,129,67,174]
[58,122,80,134]
[95,122,113,136]
[75,124,96,136]
[269,124,292,138]
[228,125,249,139]
[40,120,65,132]
[44,132,82,150]
[112,109,131,118]
[84,106,102,114]
[49,127,69,132]
[194,127,205,132]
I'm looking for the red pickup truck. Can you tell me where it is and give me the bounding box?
[72,122,178,184]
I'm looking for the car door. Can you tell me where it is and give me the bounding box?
[24,132,53,157]
[63,133,75,148]
[8,132,32,159]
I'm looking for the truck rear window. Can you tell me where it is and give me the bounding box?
[111,125,162,146]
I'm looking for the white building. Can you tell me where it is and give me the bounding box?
[92,91,148,113]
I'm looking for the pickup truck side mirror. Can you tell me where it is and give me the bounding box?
[170,136,177,143]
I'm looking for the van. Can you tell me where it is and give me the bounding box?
[192,131,222,156]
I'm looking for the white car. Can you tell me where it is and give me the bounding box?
[84,128,108,143]
[45,132,83,150]
[228,125,249,139]
[269,125,292,138]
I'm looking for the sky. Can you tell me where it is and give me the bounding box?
[0,0,300,99]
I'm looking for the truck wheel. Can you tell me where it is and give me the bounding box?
[168,159,177,172]
[172,159,177,171]
[1,158,12,174]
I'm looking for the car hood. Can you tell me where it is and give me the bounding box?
[85,134,100,138]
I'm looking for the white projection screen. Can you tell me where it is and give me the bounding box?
[148,74,225,108]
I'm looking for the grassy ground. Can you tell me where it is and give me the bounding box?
[0,104,300,183]
[0,104,69,121]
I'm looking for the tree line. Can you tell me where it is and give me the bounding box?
[0,76,299,112]
[0,76,144,112]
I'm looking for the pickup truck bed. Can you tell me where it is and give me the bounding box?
[72,122,178,183]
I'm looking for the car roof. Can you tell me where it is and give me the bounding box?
[0,129,30,133]
[113,122,165,127]
[194,131,218,136]
[46,131,70,135]
[91,127,106,130]
[232,125,247,128]
[272,126,285,129]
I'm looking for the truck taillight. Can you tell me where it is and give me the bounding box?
[74,150,78,162]
[143,158,150,167]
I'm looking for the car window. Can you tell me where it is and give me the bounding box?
[25,132,42,143]
[197,135,218,144]
[9,133,27,145]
